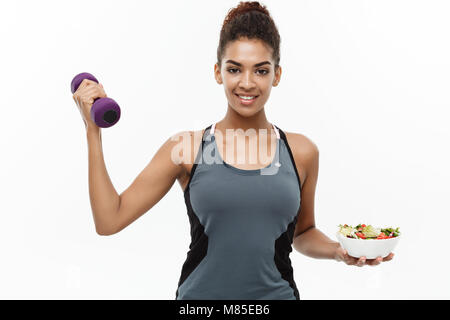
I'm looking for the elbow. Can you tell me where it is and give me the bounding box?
[294,225,315,241]
[96,230,112,236]
[95,225,117,236]
[93,210,119,236]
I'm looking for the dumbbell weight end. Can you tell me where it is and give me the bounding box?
[71,72,121,128]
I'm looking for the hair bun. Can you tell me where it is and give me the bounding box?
[223,1,270,27]
[217,1,281,70]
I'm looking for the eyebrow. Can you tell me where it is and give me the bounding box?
[225,59,271,67]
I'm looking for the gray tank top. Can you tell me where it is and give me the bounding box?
[176,123,302,300]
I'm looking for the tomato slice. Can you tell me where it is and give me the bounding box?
[377,232,388,239]
[356,232,366,239]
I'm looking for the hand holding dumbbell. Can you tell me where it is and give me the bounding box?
[71,72,121,129]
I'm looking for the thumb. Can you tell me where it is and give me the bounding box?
[336,246,347,260]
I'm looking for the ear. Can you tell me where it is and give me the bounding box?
[273,65,282,87]
[214,63,223,84]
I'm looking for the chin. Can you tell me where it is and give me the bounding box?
[231,106,260,117]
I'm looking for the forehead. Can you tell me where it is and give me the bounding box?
[223,38,273,64]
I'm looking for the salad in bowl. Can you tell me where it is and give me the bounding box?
[338,224,400,240]
[336,224,401,259]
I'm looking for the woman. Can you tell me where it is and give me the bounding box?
[72,1,394,300]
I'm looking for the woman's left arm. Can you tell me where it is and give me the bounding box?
[289,134,393,267]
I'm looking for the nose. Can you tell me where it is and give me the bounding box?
[238,70,256,91]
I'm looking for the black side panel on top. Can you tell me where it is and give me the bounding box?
[176,125,211,299]
[274,126,302,300]
[274,215,300,300]
[175,188,209,299]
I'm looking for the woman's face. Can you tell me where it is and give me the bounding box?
[214,37,281,117]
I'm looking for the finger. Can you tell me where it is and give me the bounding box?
[78,81,102,95]
[73,94,81,109]
[338,249,359,266]
[383,252,394,262]
[344,254,358,265]
[336,247,347,261]
[86,83,106,96]
[99,84,107,97]
[356,256,366,267]
[73,82,95,101]
[83,87,106,100]
[367,257,383,266]
[80,78,97,89]
[98,84,107,98]
[75,79,98,96]
[81,96,95,106]
[81,87,102,103]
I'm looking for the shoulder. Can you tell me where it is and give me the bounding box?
[283,131,319,159]
[283,131,319,180]
[168,128,206,175]
[167,129,205,146]
[168,128,205,151]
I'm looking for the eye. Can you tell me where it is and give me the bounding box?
[257,69,269,75]
[227,68,269,75]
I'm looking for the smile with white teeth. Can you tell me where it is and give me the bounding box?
[236,94,258,99]
[235,93,258,105]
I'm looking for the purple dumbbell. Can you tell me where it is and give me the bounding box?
[71,72,121,128]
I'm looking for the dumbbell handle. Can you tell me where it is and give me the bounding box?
[71,72,121,128]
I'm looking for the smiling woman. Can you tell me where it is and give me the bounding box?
[174,2,307,300]
[213,1,281,117]
[74,0,394,303]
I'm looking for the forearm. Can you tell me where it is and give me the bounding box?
[293,227,340,260]
[86,127,120,235]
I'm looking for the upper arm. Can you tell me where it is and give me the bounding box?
[290,134,320,239]
[113,131,190,234]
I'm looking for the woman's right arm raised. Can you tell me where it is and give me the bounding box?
[74,79,186,235]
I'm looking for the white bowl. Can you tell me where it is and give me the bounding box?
[336,232,400,259]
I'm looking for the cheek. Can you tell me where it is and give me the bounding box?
[222,76,236,87]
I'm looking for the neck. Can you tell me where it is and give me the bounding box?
[216,105,272,132]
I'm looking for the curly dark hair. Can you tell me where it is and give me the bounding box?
[217,1,281,70]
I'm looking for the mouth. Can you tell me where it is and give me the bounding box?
[235,93,259,105]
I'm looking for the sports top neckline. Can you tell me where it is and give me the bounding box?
[210,122,280,139]
[209,122,281,175]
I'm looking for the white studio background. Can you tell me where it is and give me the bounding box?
[0,0,448,299]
